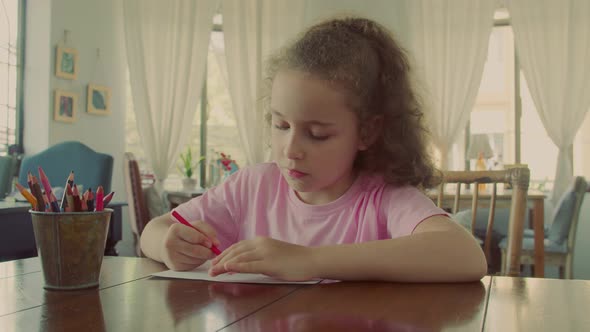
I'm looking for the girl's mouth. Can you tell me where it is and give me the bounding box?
[287,169,307,179]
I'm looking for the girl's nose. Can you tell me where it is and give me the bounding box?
[285,135,304,160]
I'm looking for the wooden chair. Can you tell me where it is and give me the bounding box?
[500,176,587,278]
[123,152,151,257]
[435,168,530,276]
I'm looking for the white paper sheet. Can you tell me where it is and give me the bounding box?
[151,261,321,285]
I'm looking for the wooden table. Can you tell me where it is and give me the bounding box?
[432,190,546,277]
[1,257,588,331]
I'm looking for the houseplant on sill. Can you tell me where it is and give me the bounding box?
[178,147,205,191]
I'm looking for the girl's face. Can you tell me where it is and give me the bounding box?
[270,69,367,205]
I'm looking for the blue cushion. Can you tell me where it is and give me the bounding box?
[17,141,113,194]
[498,237,567,254]
[453,208,530,238]
[547,189,577,245]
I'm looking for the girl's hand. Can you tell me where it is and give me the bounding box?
[208,237,316,281]
[159,220,220,271]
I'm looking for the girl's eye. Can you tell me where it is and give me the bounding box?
[273,123,289,130]
[309,133,330,141]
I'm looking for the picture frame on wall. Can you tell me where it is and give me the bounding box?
[55,46,78,80]
[87,84,111,115]
[53,89,77,123]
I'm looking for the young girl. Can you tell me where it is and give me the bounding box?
[141,17,486,282]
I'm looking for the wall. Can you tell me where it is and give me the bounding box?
[24,0,126,202]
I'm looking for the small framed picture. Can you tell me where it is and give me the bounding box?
[55,46,78,80]
[87,84,111,115]
[54,90,77,123]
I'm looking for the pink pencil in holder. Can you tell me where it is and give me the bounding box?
[95,186,104,211]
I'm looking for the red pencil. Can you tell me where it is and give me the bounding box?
[171,210,221,255]
[95,186,104,211]
[102,191,114,207]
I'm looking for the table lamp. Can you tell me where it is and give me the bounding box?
[466,134,494,191]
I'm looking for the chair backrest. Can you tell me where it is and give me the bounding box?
[548,176,587,250]
[17,141,113,194]
[123,152,151,256]
[436,168,530,276]
[0,155,17,199]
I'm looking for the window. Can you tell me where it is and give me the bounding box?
[0,0,23,155]
[465,9,588,192]
[125,14,245,186]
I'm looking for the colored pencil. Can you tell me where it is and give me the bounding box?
[72,184,82,212]
[86,188,95,211]
[37,167,53,203]
[15,183,37,208]
[49,192,60,212]
[27,172,34,192]
[171,210,221,255]
[30,176,46,212]
[102,191,114,207]
[65,183,75,212]
[95,186,104,211]
[60,171,75,210]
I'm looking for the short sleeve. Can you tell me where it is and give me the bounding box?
[381,186,449,238]
[173,170,246,250]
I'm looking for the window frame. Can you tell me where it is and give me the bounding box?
[0,0,26,155]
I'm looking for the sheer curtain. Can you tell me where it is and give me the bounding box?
[122,0,219,184]
[221,0,306,165]
[507,0,590,203]
[400,0,495,169]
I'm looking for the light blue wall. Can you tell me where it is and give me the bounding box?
[24,0,126,199]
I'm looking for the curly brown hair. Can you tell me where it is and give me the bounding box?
[265,17,440,189]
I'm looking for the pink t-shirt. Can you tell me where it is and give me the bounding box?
[175,163,447,250]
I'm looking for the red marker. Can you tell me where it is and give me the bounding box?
[171,210,221,255]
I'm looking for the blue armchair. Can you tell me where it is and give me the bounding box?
[0,155,18,199]
[499,176,587,278]
[17,141,114,194]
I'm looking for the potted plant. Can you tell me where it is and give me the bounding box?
[178,148,205,191]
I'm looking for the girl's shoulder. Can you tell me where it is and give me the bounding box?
[358,173,429,206]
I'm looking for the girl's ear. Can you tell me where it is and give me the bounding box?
[358,116,383,151]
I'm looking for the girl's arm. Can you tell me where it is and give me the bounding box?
[140,213,174,262]
[309,216,487,282]
[209,215,487,282]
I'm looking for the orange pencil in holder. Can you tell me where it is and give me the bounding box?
[15,183,37,208]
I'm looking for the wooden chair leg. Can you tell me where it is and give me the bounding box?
[565,256,573,279]
[500,249,506,275]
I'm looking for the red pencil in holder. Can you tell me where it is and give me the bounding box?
[95,186,104,212]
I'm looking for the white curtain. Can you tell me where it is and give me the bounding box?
[400,0,495,169]
[221,0,306,165]
[507,0,590,203]
[122,0,219,182]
